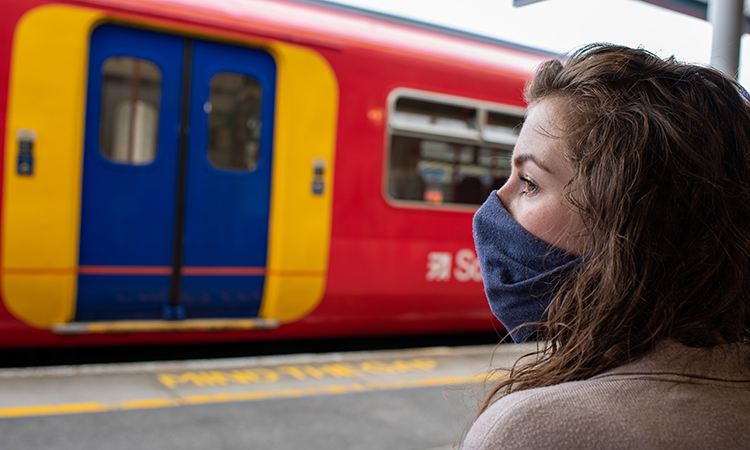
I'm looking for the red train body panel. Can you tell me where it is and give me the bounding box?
[0,0,551,347]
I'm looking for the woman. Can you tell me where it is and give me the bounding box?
[465,44,750,449]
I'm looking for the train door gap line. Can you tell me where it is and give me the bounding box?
[167,38,193,319]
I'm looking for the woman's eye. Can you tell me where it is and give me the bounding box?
[520,177,537,195]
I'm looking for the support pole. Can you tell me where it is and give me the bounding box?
[708,0,744,79]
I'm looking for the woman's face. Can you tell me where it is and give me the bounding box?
[497,98,590,256]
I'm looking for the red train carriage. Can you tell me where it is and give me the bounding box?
[0,0,552,347]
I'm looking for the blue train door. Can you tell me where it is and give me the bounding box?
[179,40,276,319]
[77,25,276,321]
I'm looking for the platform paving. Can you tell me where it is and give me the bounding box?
[0,342,537,450]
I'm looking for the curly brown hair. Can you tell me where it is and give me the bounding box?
[480,43,750,412]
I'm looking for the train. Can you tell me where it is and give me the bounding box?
[0,0,553,348]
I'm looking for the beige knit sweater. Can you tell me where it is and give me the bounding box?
[464,341,750,450]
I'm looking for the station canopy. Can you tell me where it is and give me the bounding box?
[515,0,749,30]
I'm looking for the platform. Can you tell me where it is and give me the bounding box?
[0,342,536,450]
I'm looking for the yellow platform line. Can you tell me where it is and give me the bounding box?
[0,373,503,419]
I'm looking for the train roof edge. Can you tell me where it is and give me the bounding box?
[61,0,558,71]
[288,0,560,58]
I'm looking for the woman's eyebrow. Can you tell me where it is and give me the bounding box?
[513,153,552,173]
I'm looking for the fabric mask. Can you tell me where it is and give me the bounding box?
[473,191,582,342]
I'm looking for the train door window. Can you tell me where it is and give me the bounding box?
[206,73,263,171]
[387,92,523,206]
[99,57,161,164]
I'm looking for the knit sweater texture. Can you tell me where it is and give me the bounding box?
[464,341,750,450]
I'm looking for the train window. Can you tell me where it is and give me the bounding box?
[206,73,262,171]
[387,93,523,206]
[392,97,479,141]
[99,57,161,165]
[484,111,524,146]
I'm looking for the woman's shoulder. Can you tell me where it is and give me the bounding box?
[463,377,623,450]
[463,342,750,450]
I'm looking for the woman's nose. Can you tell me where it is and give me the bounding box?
[496,178,512,210]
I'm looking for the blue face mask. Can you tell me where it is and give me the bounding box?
[473,192,582,342]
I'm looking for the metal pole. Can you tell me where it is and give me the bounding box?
[709,0,744,79]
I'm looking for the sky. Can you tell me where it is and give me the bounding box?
[321,0,750,87]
